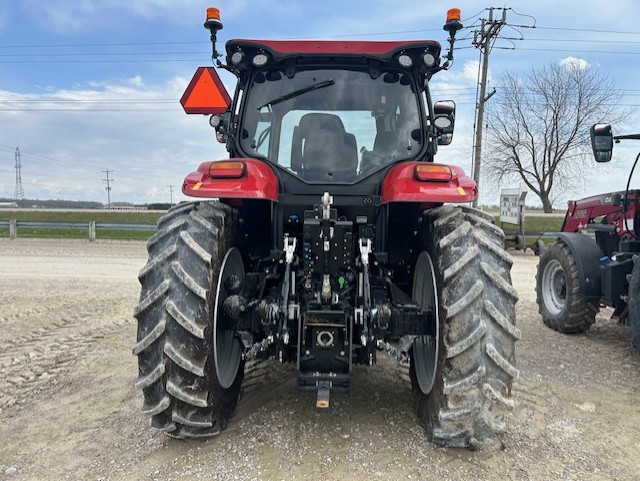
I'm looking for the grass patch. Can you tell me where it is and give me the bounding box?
[0,209,163,240]
[0,210,163,224]
[499,215,565,235]
[499,215,566,248]
[523,216,565,233]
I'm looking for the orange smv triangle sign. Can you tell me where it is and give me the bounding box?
[180,67,231,114]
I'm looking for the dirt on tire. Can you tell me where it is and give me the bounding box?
[1,238,640,480]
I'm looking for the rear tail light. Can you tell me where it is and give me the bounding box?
[414,164,452,182]
[209,161,246,178]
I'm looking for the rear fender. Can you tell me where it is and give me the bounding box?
[557,233,604,298]
[182,158,279,202]
[381,162,477,205]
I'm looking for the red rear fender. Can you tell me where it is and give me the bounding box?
[182,158,279,202]
[381,162,477,204]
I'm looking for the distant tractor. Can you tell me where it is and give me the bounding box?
[536,124,640,351]
[133,6,520,449]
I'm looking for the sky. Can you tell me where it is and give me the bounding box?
[1,0,639,208]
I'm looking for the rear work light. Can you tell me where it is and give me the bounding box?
[209,160,246,178]
[252,53,269,66]
[414,164,452,182]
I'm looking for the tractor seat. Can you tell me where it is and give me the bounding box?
[291,113,358,182]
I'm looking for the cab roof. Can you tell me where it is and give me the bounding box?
[225,39,442,62]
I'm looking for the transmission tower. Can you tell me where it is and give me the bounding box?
[102,169,113,208]
[14,147,25,202]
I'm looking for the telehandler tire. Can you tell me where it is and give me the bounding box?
[536,240,598,334]
[410,205,520,449]
[133,201,244,438]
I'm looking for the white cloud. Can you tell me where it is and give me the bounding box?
[462,60,481,84]
[560,56,591,71]
[128,76,144,87]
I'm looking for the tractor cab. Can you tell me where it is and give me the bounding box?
[181,12,465,204]
[226,40,442,185]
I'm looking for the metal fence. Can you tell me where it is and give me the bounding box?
[0,220,156,241]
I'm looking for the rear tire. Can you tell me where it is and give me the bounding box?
[627,255,640,352]
[411,205,520,449]
[536,240,598,333]
[133,201,244,438]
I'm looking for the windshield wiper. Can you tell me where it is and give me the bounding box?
[257,79,335,110]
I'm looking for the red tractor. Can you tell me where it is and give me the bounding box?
[536,124,640,351]
[133,7,519,449]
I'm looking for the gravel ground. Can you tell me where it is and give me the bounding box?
[1,238,639,480]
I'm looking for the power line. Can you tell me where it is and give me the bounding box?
[0,41,206,49]
[535,26,640,35]
[0,98,175,102]
[0,108,177,112]
[0,45,637,65]
[0,24,639,51]
[0,51,207,57]
[0,144,179,186]
[505,47,640,55]
[517,37,640,45]
[0,59,203,64]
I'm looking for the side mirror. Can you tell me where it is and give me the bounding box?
[433,100,455,145]
[590,123,613,163]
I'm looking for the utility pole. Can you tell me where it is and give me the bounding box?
[14,147,25,202]
[168,185,174,205]
[471,8,507,207]
[102,169,113,208]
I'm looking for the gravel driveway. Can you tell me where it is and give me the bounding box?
[1,238,639,480]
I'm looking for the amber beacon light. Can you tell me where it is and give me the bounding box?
[444,8,462,32]
[204,7,222,30]
[204,7,224,64]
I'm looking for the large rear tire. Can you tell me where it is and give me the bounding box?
[535,240,598,333]
[133,201,244,438]
[410,205,520,449]
[627,255,640,352]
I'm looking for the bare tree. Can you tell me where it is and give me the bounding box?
[485,60,629,212]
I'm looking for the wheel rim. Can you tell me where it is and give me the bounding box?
[412,251,439,395]
[541,259,566,316]
[213,247,244,389]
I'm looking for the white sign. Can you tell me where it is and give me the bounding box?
[500,184,528,225]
